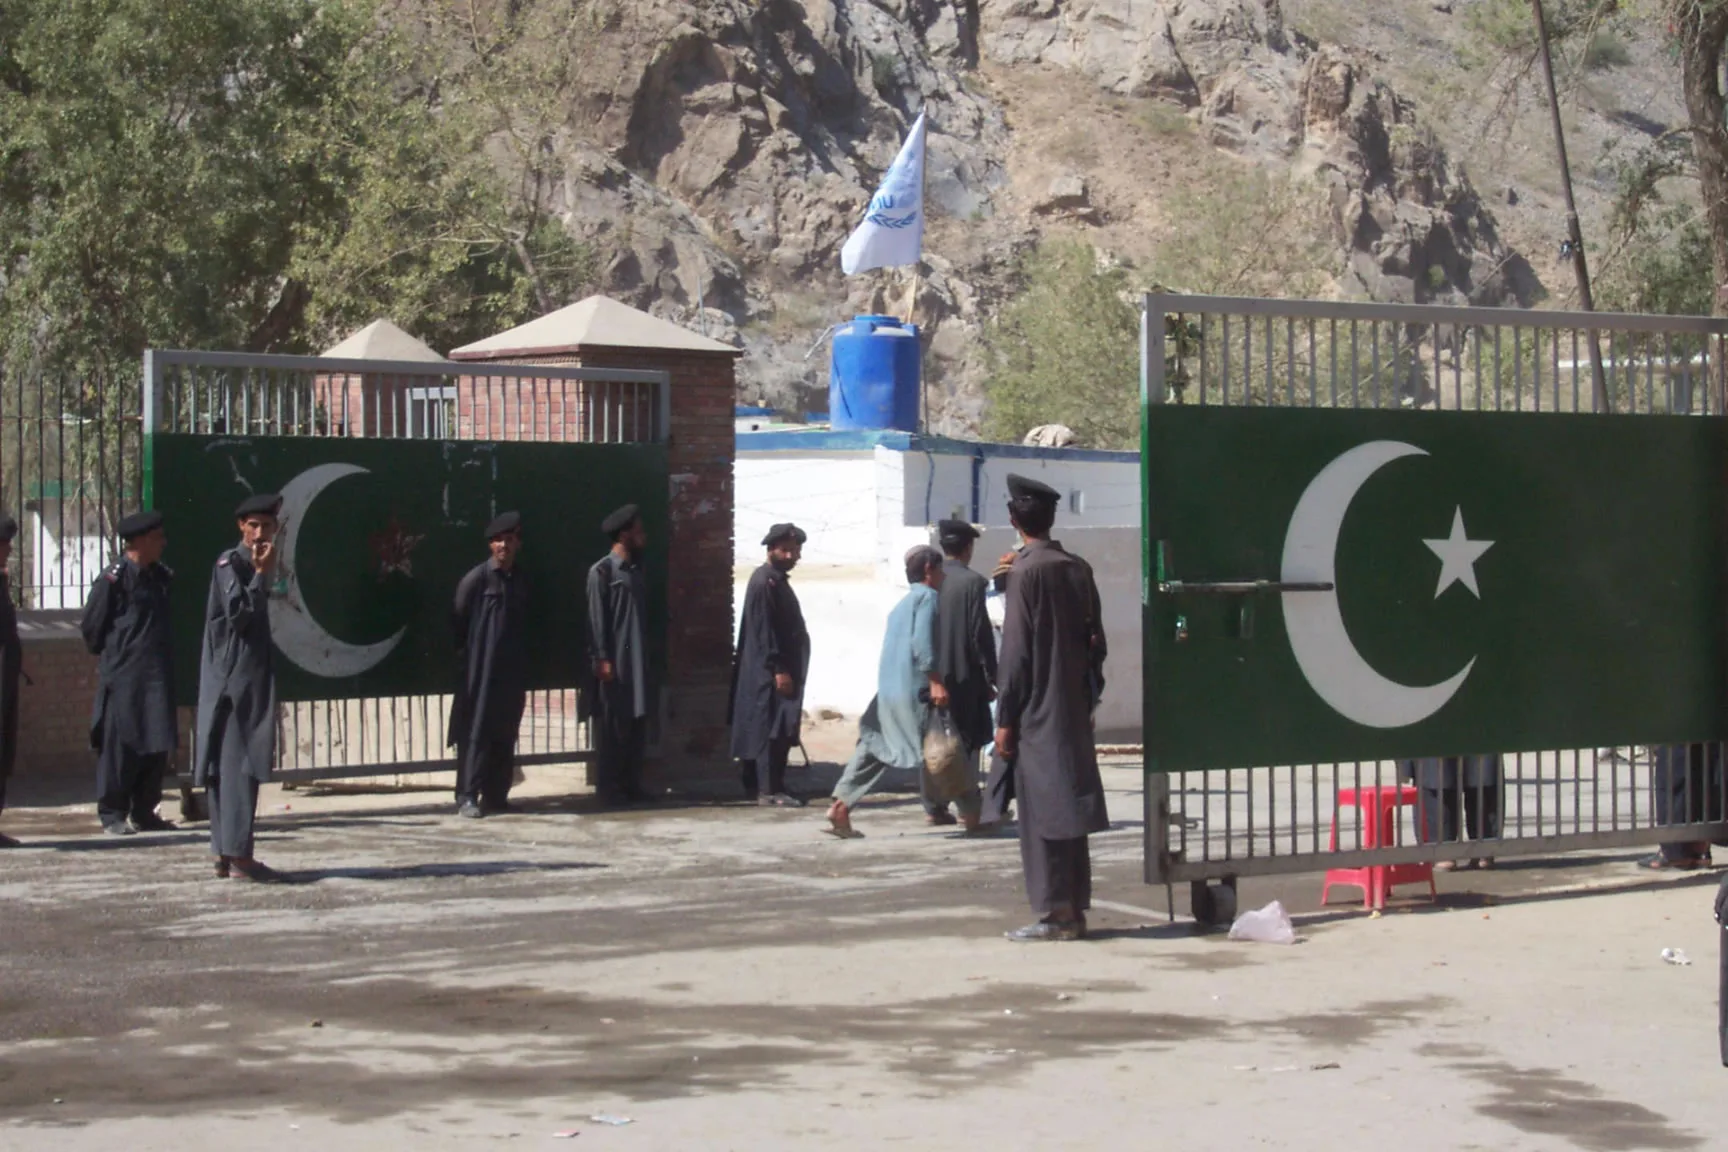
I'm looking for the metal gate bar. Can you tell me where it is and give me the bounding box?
[145,349,669,786]
[1143,293,1728,892]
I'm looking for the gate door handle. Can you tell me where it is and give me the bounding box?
[1157,579,1334,595]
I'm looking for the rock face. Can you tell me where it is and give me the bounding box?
[470,0,1542,427]
[979,0,1537,308]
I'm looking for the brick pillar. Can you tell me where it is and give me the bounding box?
[448,345,739,790]
[579,350,736,785]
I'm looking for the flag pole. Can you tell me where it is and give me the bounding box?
[909,262,925,432]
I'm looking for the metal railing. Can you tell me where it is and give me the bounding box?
[145,349,670,786]
[1141,293,1728,910]
[0,366,142,611]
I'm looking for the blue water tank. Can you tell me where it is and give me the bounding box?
[829,315,920,432]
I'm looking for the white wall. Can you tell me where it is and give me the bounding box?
[730,444,1144,739]
[968,525,1143,742]
[734,453,878,568]
[897,449,1140,531]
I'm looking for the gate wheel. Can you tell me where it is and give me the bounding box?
[1190,877,1238,929]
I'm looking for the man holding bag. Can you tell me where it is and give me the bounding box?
[824,546,954,838]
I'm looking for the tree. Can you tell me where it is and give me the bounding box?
[982,241,1140,449]
[1464,1,1728,320]
[1667,1,1728,315]
[0,0,595,378]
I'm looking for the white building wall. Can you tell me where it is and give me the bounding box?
[970,525,1143,742]
[730,442,1144,739]
[975,456,1140,528]
[733,454,878,569]
[896,448,1139,532]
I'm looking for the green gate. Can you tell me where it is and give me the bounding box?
[143,349,669,785]
[1142,294,1728,919]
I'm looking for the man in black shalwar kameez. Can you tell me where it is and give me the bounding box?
[586,504,653,807]
[730,523,810,808]
[82,510,178,836]
[0,515,21,848]
[927,519,995,828]
[194,494,283,881]
[984,475,1109,942]
[1398,754,1503,870]
[449,512,530,819]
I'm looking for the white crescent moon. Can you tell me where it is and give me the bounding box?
[269,463,405,679]
[1280,440,1473,729]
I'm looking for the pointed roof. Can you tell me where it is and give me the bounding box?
[449,295,739,360]
[322,319,445,363]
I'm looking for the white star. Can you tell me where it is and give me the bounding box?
[1423,507,1494,599]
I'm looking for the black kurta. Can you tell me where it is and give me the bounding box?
[81,558,177,756]
[585,551,650,720]
[193,547,276,786]
[983,539,1109,840]
[935,558,997,752]
[0,576,18,815]
[728,561,809,761]
[447,560,530,750]
[586,549,651,803]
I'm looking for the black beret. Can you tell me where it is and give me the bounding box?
[117,510,164,541]
[1006,473,1060,505]
[485,510,521,539]
[0,515,15,543]
[234,493,282,519]
[937,519,981,543]
[601,504,640,537]
[762,522,808,547]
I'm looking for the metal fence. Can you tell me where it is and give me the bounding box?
[1141,293,1728,918]
[144,349,670,787]
[0,366,142,610]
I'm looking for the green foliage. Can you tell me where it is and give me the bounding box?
[1460,0,1625,72]
[982,241,1141,450]
[1145,166,1333,297]
[1603,212,1712,316]
[1585,29,1633,68]
[0,0,596,380]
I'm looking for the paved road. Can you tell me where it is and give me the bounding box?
[0,758,1721,1151]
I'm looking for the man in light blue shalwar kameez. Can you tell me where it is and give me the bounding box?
[825,546,950,837]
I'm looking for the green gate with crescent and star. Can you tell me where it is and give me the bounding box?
[142,349,670,786]
[1142,294,1728,921]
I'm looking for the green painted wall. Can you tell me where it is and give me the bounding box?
[149,434,667,705]
[1144,406,1727,771]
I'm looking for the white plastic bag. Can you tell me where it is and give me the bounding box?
[922,709,969,803]
[1228,900,1297,945]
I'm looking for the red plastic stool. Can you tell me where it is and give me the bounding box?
[1321,785,1436,911]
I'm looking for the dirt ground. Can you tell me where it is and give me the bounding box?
[1,730,1724,1151]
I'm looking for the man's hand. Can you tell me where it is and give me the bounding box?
[994,726,1016,759]
[252,540,276,574]
[597,660,616,683]
[929,678,950,709]
[774,671,796,698]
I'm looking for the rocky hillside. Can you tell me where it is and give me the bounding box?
[471,0,1685,435]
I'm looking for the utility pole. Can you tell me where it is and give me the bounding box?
[1531,0,1611,413]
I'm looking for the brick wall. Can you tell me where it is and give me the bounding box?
[17,623,99,784]
[449,345,739,789]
